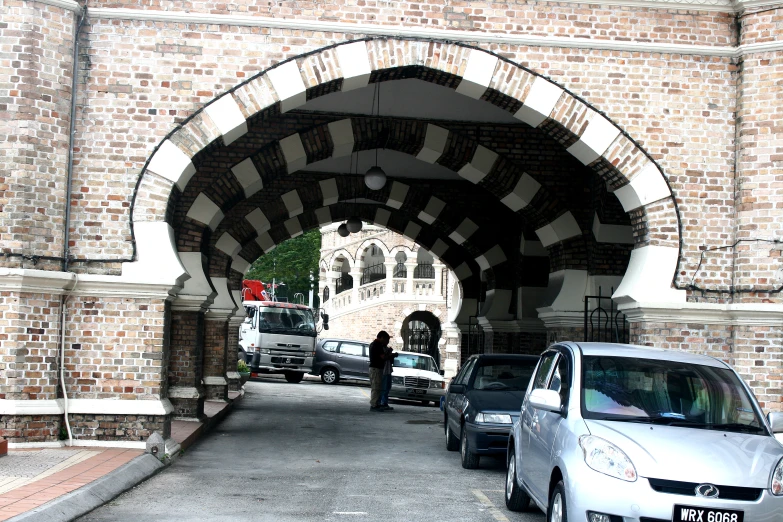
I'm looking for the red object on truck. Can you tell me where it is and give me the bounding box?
[242,280,270,301]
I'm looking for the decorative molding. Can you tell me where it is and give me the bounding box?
[0,399,63,415]
[25,0,82,14]
[0,398,175,416]
[85,7,783,57]
[0,268,179,299]
[619,301,783,326]
[477,317,547,333]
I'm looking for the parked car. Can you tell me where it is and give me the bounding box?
[444,354,539,469]
[505,342,783,522]
[389,351,447,406]
[310,338,370,384]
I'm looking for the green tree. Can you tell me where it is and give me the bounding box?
[245,229,321,307]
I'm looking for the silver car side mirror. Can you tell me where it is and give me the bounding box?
[529,388,562,413]
[768,412,783,433]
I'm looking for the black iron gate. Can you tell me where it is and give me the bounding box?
[407,327,431,354]
[584,287,629,343]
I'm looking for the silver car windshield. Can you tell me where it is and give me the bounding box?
[394,354,437,373]
[255,306,316,336]
[581,356,765,434]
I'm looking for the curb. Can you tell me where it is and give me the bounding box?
[7,454,164,522]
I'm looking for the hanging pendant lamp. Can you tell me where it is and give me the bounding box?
[346,216,363,233]
[337,223,350,237]
[365,82,387,191]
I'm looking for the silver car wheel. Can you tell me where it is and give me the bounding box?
[550,491,563,522]
[506,457,515,500]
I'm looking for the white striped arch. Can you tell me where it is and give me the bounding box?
[134,38,681,307]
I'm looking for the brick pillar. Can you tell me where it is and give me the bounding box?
[203,316,229,402]
[226,315,245,392]
[167,309,206,420]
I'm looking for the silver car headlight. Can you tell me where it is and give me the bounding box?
[771,457,783,495]
[579,435,637,482]
[475,413,512,424]
[392,376,404,385]
[429,380,443,389]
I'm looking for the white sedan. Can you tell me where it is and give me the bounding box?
[390,351,447,406]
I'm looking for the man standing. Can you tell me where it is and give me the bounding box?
[379,341,398,410]
[368,331,391,412]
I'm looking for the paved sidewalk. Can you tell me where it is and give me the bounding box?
[0,394,241,522]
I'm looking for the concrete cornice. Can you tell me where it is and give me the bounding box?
[28,0,82,14]
[0,398,174,416]
[619,301,783,326]
[86,7,783,58]
[477,317,547,333]
[0,269,178,299]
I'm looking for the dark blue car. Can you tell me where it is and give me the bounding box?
[444,354,539,469]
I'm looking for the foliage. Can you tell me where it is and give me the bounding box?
[237,359,250,373]
[246,229,321,307]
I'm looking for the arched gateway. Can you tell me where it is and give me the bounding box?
[16,28,782,448]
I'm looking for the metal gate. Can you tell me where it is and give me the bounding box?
[584,287,629,343]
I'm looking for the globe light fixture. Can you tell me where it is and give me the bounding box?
[346,216,363,233]
[337,223,350,237]
[364,165,386,190]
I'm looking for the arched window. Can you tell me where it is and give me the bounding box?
[323,287,330,303]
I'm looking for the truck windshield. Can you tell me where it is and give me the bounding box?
[254,306,316,336]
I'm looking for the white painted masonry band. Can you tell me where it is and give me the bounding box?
[0,399,176,416]
[430,239,449,258]
[520,237,548,256]
[535,212,582,247]
[320,178,339,205]
[454,262,473,280]
[418,197,446,224]
[514,78,564,128]
[267,60,307,112]
[231,158,263,198]
[328,119,355,157]
[449,218,479,244]
[122,222,188,285]
[246,208,271,234]
[231,256,251,275]
[475,245,507,270]
[386,181,409,209]
[186,193,224,231]
[315,206,332,225]
[285,216,304,237]
[280,133,308,173]
[203,376,228,386]
[416,124,449,164]
[613,245,686,304]
[375,207,392,227]
[614,162,672,211]
[501,173,541,211]
[146,140,196,191]
[566,112,621,165]
[208,277,237,314]
[256,231,276,252]
[480,289,514,320]
[204,95,248,146]
[177,252,217,304]
[537,269,589,313]
[281,189,304,217]
[403,221,422,240]
[216,233,242,257]
[336,41,372,92]
[458,145,498,184]
[592,213,634,244]
[455,49,499,99]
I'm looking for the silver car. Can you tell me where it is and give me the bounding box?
[505,342,783,522]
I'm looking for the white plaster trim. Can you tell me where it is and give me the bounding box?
[477,317,546,333]
[537,269,589,313]
[246,208,271,235]
[231,158,263,198]
[66,399,175,416]
[375,207,391,227]
[8,441,67,449]
[386,181,409,209]
[430,239,449,258]
[315,206,332,225]
[280,133,308,173]
[449,218,478,245]
[418,197,445,224]
[535,212,582,247]
[320,178,339,206]
[203,376,228,386]
[479,288,514,321]
[403,222,422,241]
[614,162,672,211]
[501,173,541,212]
[216,233,242,257]
[416,124,449,164]
[0,399,63,415]
[458,145,497,184]
[204,95,248,146]
[476,245,507,270]
[566,112,621,165]
[256,231,276,252]
[266,60,306,112]
[520,238,548,256]
[231,256,251,275]
[285,216,304,238]
[145,140,196,191]
[122,222,189,286]
[208,277,237,314]
[613,245,686,304]
[515,78,564,127]
[281,189,304,217]
[0,268,76,295]
[328,119,355,158]
[336,41,372,91]
[455,49,498,99]
[454,262,473,280]
[89,9,761,55]
[619,301,783,327]
[175,252,217,310]
[70,440,148,449]
[592,213,634,244]
[186,193,224,231]
[26,0,82,14]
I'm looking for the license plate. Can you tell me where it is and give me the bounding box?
[674,505,743,522]
[410,389,426,395]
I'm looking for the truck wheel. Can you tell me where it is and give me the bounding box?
[284,372,304,383]
[320,367,340,384]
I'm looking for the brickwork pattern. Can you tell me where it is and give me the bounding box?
[0,414,61,443]
[68,413,170,441]
[168,310,204,388]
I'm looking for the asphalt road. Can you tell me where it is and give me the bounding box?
[79,375,547,521]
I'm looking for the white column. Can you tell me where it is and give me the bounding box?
[384,260,396,296]
[405,261,417,297]
[350,267,362,306]
[434,263,444,297]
